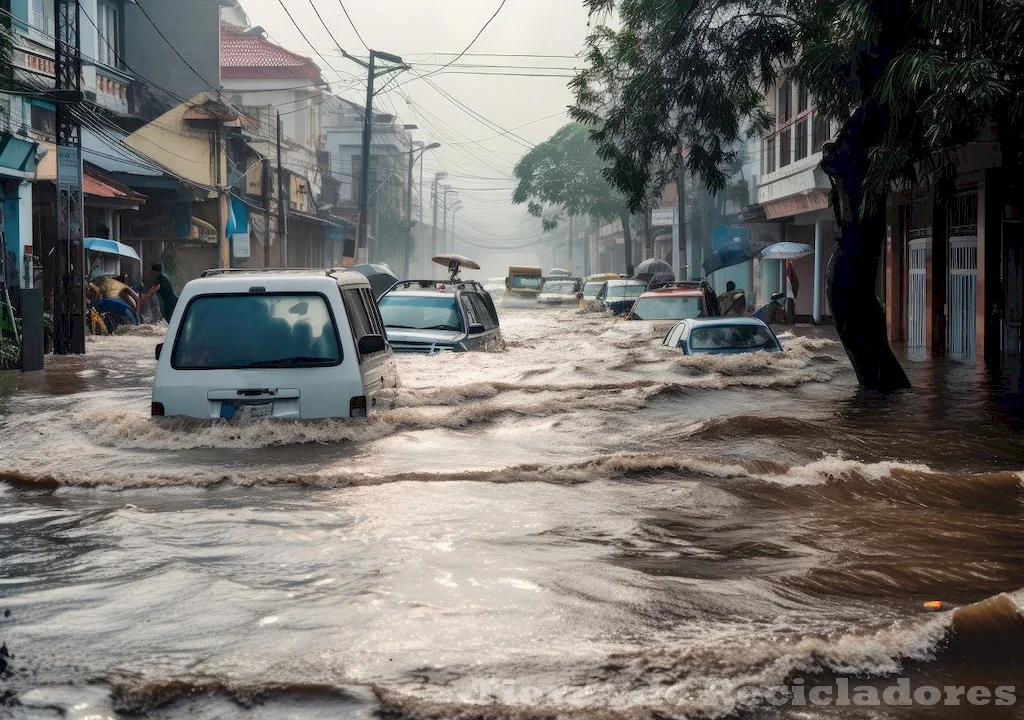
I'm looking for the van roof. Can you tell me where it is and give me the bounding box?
[197,267,371,289]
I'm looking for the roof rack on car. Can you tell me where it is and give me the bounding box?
[200,267,353,278]
[647,280,709,291]
[388,279,489,293]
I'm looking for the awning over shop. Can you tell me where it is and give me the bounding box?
[289,209,355,230]
[0,132,40,180]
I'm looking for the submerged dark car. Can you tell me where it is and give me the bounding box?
[378,280,504,353]
[592,279,648,316]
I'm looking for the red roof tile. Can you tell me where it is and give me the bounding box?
[220,24,323,84]
[82,167,146,202]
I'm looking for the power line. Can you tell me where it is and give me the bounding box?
[335,0,370,52]
[417,0,509,80]
[134,2,219,95]
[274,0,349,85]
[306,0,351,58]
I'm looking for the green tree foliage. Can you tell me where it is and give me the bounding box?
[512,122,637,269]
[570,0,1024,391]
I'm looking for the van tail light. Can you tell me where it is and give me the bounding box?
[350,396,367,418]
[151,402,165,417]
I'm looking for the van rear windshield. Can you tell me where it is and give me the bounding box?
[172,293,341,370]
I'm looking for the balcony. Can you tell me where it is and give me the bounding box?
[757,110,835,218]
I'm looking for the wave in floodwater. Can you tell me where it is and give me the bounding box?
[13,592,1023,719]
[3,446,1021,497]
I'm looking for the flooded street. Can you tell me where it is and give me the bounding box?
[1,306,1023,719]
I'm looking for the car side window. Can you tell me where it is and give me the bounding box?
[360,288,386,337]
[342,288,384,362]
[460,293,479,328]
[468,294,495,330]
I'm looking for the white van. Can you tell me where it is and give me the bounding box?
[151,268,398,420]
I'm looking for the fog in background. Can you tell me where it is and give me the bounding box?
[239,0,592,279]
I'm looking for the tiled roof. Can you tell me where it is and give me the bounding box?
[220,24,323,84]
[82,166,146,202]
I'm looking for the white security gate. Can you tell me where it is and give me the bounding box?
[947,235,978,361]
[907,238,929,361]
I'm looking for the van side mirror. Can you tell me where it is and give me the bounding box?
[358,334,387,355]
[469,323,485,334]
[155,343,163,361]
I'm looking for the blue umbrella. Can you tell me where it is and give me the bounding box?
[702,236,775,276]
[84,238,141,262]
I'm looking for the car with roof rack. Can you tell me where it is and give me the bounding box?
[626,279,722,333]
[537,276,583,305]
[378,279,504,353]
[151,267,398,421]
[580,273,625,308]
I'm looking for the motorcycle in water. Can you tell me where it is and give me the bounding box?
[753,291,789,325]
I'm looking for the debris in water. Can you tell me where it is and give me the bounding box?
[923,600,944,610]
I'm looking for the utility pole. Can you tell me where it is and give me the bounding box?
[216,126,228,268]
[431,171,447,258]
[441,186,455,254]
[344,50,405,263]
[404,141,440,278]
[276,111,287,267]
[676,159,687,279]
[262,157,272,268]
[54,0,85,354]
[450,202,463,254]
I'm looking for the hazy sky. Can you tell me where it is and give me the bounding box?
[239,0,591,256]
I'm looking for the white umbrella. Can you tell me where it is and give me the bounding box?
[760,242,814,260]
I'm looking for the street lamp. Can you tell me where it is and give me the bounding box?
[345,49,407,262]
[431,172,448,259]
[405,140,441,278]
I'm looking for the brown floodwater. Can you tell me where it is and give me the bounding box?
[0,306,1022,719]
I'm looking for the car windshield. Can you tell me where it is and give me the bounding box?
[511,275,542,289]
[379,294,463,331]
[583,281,607,299]
[690,325,778,351]
[631,296,704,320]
[172,293,340,370]
[541,281,577,295]
[606,282,647,300]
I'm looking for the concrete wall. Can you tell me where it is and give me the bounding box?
[124,100,220,186]
[124,0,221,110]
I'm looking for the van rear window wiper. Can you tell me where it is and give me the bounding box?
[246,356,335,367]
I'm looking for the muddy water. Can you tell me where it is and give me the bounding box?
[1,307,1023,719]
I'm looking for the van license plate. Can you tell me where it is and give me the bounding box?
[223,402,273,422]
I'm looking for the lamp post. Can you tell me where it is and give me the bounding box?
[450,201,463,254]
[344,49,406,263]
[431,172,448,260]
[405,140,440,278]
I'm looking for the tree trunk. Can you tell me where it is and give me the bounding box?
[620,209,634,273]
[821,104,911,392]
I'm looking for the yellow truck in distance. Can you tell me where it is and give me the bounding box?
[505,266,543,299]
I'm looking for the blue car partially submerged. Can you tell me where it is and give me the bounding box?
[663,317,783,355]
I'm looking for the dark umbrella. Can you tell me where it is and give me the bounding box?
[632,258,674,285]
[351,263,399,299]
[702,235,775,276]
